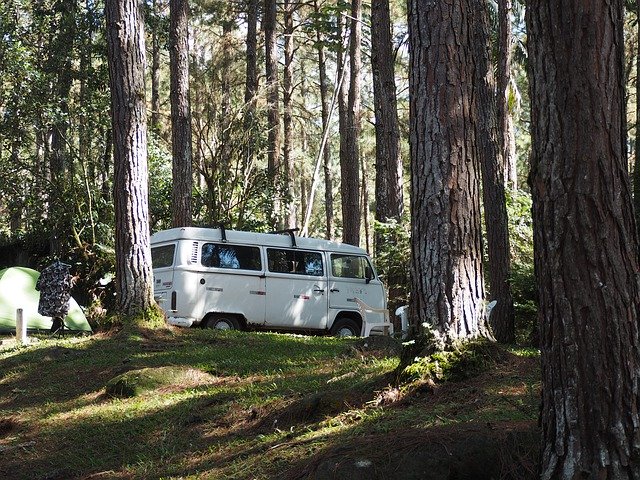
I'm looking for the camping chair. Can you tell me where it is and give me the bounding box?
[354,298,393,337]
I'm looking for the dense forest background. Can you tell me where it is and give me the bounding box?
[0,0,638,324]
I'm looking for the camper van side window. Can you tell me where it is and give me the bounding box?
[267,249,324,276]
[201,243,262,271]
[331,254,368,279]
[151,244,176,268]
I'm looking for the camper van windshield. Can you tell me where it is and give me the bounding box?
[331,254,369,279]
[152,244,175,268]
[201,243,262,271]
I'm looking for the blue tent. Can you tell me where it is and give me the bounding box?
[0,267,91,332]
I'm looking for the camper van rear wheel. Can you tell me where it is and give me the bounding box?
[204,314,240,331]
[330,317,360,337]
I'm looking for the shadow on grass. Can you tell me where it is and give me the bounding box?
[0,330,540,479]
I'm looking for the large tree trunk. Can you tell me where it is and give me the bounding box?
[371,0,403,228]
[264,0,281,227]
[341,0,362,246]
[170,0,192,228]
[527,1,640,478]
[105,0,155,316]
[407,0,486,341]
[635,0,640,233]
[472,0,514,343]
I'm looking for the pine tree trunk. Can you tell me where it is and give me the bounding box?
[264,0,281,227]
[472,0,514,343]
[244,0,258,171]
[635,0,640,233]
[497,0,516,191]
[314,0,333,240]
[341,0,362,246]
[105,0,155,316]
[150,0,161,135]
[283,0,296,229]
[527,1,640,477]
[371,0,403,227]
[408,0,486,341]
[337,12,349,240]
[47,0,76,252]
[170,0,192,228]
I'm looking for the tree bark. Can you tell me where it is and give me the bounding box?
[407,0,486,341]
[150,0,161,135]
[283,0,296,229]
[497,0,516,190]
[314,0,333,240]
[244,0,258,171]
[635,0,640,233]
[341,0,362,246]
[264,0,281,227]
[337,10,349,240]
[170,0,192,228]
[472,0,514,343]
[371,0,403,228]
[105,0,155,316]
[527,1,640,478]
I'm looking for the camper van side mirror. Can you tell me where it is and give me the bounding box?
[365,266,374,284]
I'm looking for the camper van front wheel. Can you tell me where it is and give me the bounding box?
[330,317,360,337]
[204,314,240,331]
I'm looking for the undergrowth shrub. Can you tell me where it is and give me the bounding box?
[506,190,538,346]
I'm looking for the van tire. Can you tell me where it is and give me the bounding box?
[330,317,360,337]
[204,314,240,331]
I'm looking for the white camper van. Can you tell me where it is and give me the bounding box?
[150,227,391,337]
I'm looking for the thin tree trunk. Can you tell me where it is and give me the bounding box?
[408,0,486,341]
[314,0,333,240]
[497,0,516,191]
[337,11,349,239]
[244,0,258,171]
[170,0,192,227]
[283,0,296,228]
[150,0,161,134]
[264,0,281,227]
[48,0,76,253]
[527,1,640,477]
[472,0,514,343]
[105,0,155,316]
[341,0,362,246]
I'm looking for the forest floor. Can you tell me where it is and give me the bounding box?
[0,327,540,479]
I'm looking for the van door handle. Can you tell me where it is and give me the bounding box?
[313,288,325,293]
[330,288,340,293]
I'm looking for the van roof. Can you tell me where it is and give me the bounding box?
[150,227,368,255]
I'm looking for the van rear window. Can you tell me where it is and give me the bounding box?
[201,243,262,271]
[267,249,324,276]
[151,244,175,268]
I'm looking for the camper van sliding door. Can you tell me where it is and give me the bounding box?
[199,242,266,324]
[264,248,328,330]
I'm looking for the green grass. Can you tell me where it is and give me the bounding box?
[0,329,540,479]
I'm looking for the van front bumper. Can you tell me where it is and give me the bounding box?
[167,316,195,328]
